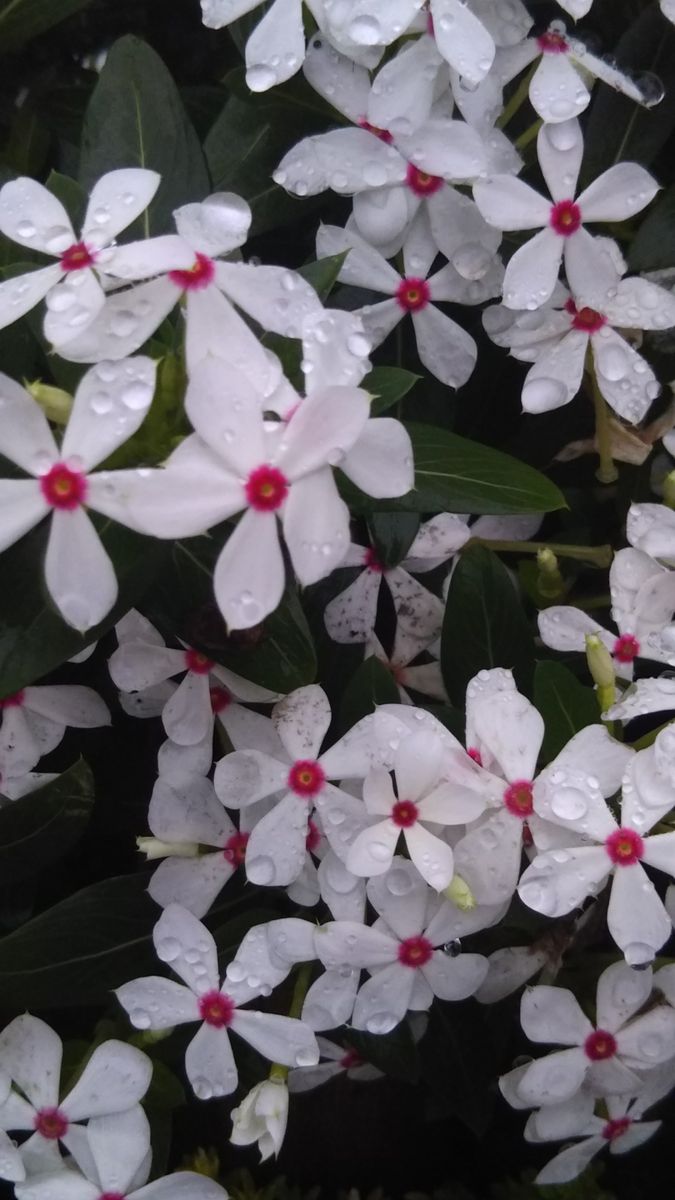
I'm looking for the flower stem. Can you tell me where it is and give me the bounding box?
[469,538,613,567]
[268,962,314,1085]
[496,63,537,129]
[587,364,619,484]
[514,118,542,152]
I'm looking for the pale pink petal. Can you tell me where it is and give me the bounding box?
[273,684,330,760]
[314,921,395,969]
[535,1138,605,1185]
[347,818,400,877]
[0,373,58,471]
[302,969,360,1030]
[367,859,430,938]
[45,508,117,632]
[604,276,675,332]
[518,1046,587,1107]
[149,854,234,917]
[174,192,250,256]
[23,685,109,728]
[617,1006,675,1067]
[109,642,185,691]
[454,810,523,905]
[596,961,653,1033]
[213,510,285,630]
[538,606,614,653]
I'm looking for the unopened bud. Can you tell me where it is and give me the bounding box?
[25,380,72,423]
[179,1147,220,1179]
[443,873,476,911]
[136,836,199,861]
[536,547,564,599]
[585,633,615,690]
[664,470,675,511]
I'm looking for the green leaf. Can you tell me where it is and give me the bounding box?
[365,366,420,416]
[419,1001,496,1136]
[338,655,400,732]
[534,661,600,764]
[367,511,420,568]
[297,253,347,300]
[441,546,534,705]
[204,94,320,236]
[0,872,276,1010]
[0,0,92,53]
[0,760,94,883]
[44,171,87,230]
[101,353,188,469]
[79,35,209,236]
[0,521,167,696]
[628,182,675,271]
[344,423,566,516]
[146,537,317,693]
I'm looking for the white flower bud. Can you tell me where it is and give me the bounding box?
[230,1079,289,1161]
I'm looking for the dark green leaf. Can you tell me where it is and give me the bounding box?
[419,1001,496,1136]
[0,760,94,883]
[441,546,534,705]
[0,0,92,53]
[365,366,420,416]
[628,182,675,271]
[367,512,420,568]
[0,871,276,1010]
[204,94,320,236]
[342,424,566,516]
[0,521,168,695]
[147,537,317,692]
[338,655,400,731]
[79,36,209,236]
[534,661,600,764]
[297,253,347,300]
[44,171,87,231]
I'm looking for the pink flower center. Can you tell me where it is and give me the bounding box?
[306,818,322,852]
[565,299,607,333]
[398,935,433,968]
[0,690,24,709]
[396,276,431,312]
[467,747,483,766]
[245,464,289,512]
[406,164,443,197]
[34,1107,69,1140]
[39,462,87,510]
[584,1029,618,1061]
[198,989,235,1028]
[288,759,326,797]
[169,252,215,292]
[210,685,232,713]
[184,648,214,675]
[357,117,393,143]
[503,780,534,818]
[223,831,248,866]
[602,1116,632,1142]
[363,546,386,572]
[522,821,533,848]
[613,634,640,664]
[392,799,419,828]
[550,199,582,237]
[60,241,96,272]
[339,1048,363,1069]
[100,1194,126,1200]
[605,827,644,866]
[537,30,569,53]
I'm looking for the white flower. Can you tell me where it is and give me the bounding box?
[530,1092,663,1185]
[0,170,191,346]
[324,517,462,648]
[213,685,403,886]
[0,1016,151,1177]
[314,859,488,1032]
[662,0,675,24]
[501,963,675,1110]
[344,729,484,890]
[289,1036,382,1091]
[518,727,675,965]
[484,268,675,420]
[119,360,413,629]
[538,547,675,680]
[473,119,659,309]
[109,614,280,746]
[0,357,159,631]
[13,1105,229,1200]
[115,904,319,1100]
[317,215,501,387]
[230,1079,289,1160]
[0,683,109,775]
[427,0,532,82]
[626,500,675,563]
[497,20,649,124]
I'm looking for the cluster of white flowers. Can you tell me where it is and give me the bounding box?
[3,0,675,1189]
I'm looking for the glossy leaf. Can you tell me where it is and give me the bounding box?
[79,35,210,236]
[0,0,92,52]
[628,182,675,272]
[441,546,534,705]
[0,760,94,883]
[366,366,420,416]
[338,654,400,732]
[367,512,420,568]
[534,660,600,764]
[342,424,566,516]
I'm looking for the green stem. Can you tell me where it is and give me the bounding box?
[514,118,542,152]
[268,962,314,1084]
[469,538,613,567]
[587,364,618,484]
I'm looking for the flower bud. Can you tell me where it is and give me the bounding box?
[585,633,615,690]
[536,547,564,599]
[26,380,72,423]
[443,873,476,911]
[136,836,199,861]
[230,1079,289,1161]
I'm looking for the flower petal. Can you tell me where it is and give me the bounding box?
[215,261,322,337]
[0,481,47,553]
[245,792,308,886]
[283,469,350,585]
[0,1015,61,1110]
[245,0,305,89]
[412,304,477,388]
[0,264,63,331]
[577,163,659,223]
[232,1010,318,1068]
[61,357,157,471]
[152,904,220,994]
[352,962,415,1033]
[82,169,160,242]
[530,56,589,124]
[62,1040,152,1120]
[43,269,106,349]
[213,509,285,630]
[502,226,563,310]
[45,508,118,632]
[0,178,73,254]
[185,1023,237,1099]
[537,119,584,201]
[518,846,611,917]
[184,358,265,473]
[340,418,414,498]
